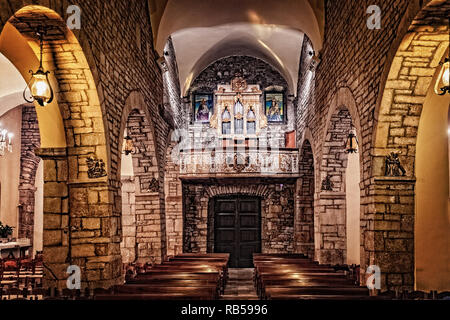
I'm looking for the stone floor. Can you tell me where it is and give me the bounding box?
[221,268,259,300]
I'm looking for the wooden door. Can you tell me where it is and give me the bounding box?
[214,196,261,267]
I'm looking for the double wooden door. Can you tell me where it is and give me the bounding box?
[213,196,261,268]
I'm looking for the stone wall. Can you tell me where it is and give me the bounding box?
[18,104,41,245]
[295,0,449,290]
[182,181,296,254]
[0,1,167,289]
[370,1,449,290]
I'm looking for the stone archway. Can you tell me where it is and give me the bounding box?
[0,5,114,289]
[118,91,166,264]
[317,106,354,265]
[371,0,449,291]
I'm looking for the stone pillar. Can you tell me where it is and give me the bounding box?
[18,104,41,247]
[37,148,70,290]
[120,176,136,263]
[362,177,415,291]
[316,192,346,265]
[37,148,122,290]
[68,181,122,289]
[164,142,183,257]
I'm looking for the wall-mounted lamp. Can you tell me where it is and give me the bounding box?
[0,126,13,156]
[157,56,168,73]
[435,58,449,96]
[345,128,359,154]
[23,27,54,107]
[123,136,135,156]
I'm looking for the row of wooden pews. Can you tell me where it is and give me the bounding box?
[254,253,383,300]
[94,253,229,300]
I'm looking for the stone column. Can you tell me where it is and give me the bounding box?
[36,147,70,290]
[316,192,346,265]
[68,181,122,289]
[37,147,122,290]
[362,176,415,291]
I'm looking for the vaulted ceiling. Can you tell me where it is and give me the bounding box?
[148,0,324,97]
[0,52,27,117]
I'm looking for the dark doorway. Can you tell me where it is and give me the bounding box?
[213,195,261,267]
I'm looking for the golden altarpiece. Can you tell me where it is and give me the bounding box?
[210,75,267,146]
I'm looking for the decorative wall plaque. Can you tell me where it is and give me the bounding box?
[384,152,406,176]
[147,177,160,192]
[231,72,248,92]
[321,175,333,191]
[86,157,107,179]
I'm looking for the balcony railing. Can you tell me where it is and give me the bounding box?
[177,147,299,176]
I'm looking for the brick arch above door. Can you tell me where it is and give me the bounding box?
[204,184,274,199]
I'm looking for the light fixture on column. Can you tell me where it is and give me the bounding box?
[435,57,449,96]
[345,128,359,154]
[23,27,54,107]
[123,135,135,155]
[0,126,13,156]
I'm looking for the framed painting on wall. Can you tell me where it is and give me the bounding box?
[265,92,285,123]
[193,93,214,123]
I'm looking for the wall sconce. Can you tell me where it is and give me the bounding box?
[345,129,359,154]
[435,58,449,96]
[23,27,54,107]
[157,56,168,73]
[0,127,13,156]
[123,136,135,156]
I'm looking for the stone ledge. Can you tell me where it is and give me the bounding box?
[35,147,67,158]
[319,192,346,199]
[373,176,416,184]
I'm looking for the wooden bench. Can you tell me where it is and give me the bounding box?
[97,253,230,300]
[253,254,375,301]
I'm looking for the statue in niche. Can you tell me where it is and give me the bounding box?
[384,152,406,176]
[321,175,333,191]
[86,156,107,179]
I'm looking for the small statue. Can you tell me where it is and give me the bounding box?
[86,156,107,179]
[146,178,159,192]
[384,152,406,177]
[321,175,333,191]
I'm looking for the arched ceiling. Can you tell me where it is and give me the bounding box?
[0,52,27,117]
[149,0,323,97]
[172,23,304,96]
[149,0,324,53]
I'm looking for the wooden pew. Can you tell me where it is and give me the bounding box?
[107,253,230,300]
[253,253,374,301]
[113,284,219,299]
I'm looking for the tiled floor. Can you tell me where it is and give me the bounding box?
[221,268,259,300]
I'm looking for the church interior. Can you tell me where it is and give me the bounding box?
[0,0,449,302]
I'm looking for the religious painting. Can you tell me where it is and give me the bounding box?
[194,93,213,123]
[265,92,285,123]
